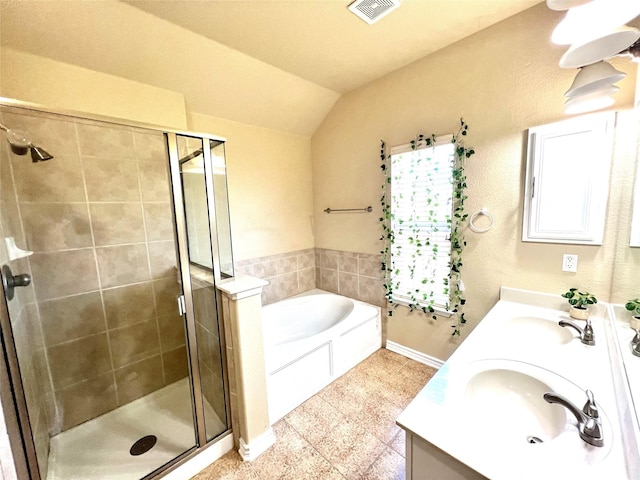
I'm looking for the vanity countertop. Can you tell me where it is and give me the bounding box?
[396,287,638,480]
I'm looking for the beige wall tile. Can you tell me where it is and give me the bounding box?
[297,251,315,270]
[109,320,160,369]
[21,203,92,252]
[103,282,155,329]
[299,267,316,292]
[153,277,182,317]
[358,254,382,279]
[162,345,189,384]
[90,203,145,246]
[96,244,150,288]
[148,240,178,279]
[114,355,164,405]
[76,123,134,158]
[143,202,174,241]
[39,292,106,346]
[252,260,278,278]
[47,333,111,389]
[30,250,100,300]
[158,313,187,352]
[358,276,385,307]
[137,159,171,202]
[53,373,117,431]
[338,252,358,274]
[319,268,338,294]
[12,154,85,203]
[83,156,141,202]
[132,131,166,163]
[317,249,338,270]
[339,272,358,299]
[276,255,297,275]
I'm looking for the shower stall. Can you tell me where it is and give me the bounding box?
[0,100,234,479]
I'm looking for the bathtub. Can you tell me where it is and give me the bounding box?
[262,289,382,422]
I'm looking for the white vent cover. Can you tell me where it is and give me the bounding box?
[348,0,400,25]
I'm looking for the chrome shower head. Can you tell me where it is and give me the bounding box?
[30,145,53,162]
[0,122,54,162]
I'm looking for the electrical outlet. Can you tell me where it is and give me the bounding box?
[562,254,578,272]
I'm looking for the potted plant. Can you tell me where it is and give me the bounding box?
[561,288,597,320]
[625,298,640,329]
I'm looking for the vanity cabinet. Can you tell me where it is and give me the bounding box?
[522,112,615,245]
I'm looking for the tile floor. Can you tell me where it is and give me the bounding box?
[191,348,437,480]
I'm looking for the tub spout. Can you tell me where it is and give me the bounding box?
[543,389,603,447]
[559,318,595,346]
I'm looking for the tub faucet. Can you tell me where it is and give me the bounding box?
[630,329,640,357]
[559,318,595,346]
[543,389,603,447]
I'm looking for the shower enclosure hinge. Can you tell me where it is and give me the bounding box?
[177,295,186,316]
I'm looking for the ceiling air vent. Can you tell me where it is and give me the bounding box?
[348,0,400,25]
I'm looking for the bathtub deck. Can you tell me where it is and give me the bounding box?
[192,348,437,480]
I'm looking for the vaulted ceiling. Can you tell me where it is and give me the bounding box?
[0,0,543,135]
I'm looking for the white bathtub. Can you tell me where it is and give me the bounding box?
[262,289,382,422]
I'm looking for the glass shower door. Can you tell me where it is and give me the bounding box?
[174,134,230,443]
[0,105,199,480]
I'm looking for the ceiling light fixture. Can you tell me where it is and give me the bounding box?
[564,87,618,115]
[551,0,640,45]
[564,61,626,97]
[559,26,640,68]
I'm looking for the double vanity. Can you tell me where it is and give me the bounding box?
[396,287,640,479]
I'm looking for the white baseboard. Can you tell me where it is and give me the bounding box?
[239,427,276,461]
[385,340,444,369]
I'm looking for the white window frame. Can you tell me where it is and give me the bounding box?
[522,112,615,245]
[388,135,454,315]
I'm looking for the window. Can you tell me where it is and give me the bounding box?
[522,112,614,245]
[388,135,454,311]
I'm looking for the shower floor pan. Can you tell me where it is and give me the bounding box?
[46,378,224,480]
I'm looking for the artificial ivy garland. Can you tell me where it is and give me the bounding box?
[380,118,475,336]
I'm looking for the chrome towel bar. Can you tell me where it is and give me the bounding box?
[324,206,372,214]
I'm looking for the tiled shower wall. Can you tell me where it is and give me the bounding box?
[235,248,385,308]
[3,107,188,435]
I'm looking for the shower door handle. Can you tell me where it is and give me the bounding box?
[1,265,31,301]
[177,295,186,316]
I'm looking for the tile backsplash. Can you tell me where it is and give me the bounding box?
[236,248,385,307]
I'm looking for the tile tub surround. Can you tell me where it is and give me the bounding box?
[234,248,385,308]
[234,249,316,305]
[191,348,436,480]
[2,107,189,435]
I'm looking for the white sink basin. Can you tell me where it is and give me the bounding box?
[464,367,567,443]
[504,316,574,345]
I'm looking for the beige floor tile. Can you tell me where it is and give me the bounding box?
[313,417,386,480]
[191,349,434,480]
[389,429,406,458]
[284,394,346,445]
[362,447,406,480]
[191,451,258,480]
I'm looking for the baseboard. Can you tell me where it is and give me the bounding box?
[239,427,276,461]
[385,340,444,369]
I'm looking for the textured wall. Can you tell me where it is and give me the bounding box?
[311,3,639,359]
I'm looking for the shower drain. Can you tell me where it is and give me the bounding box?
[130,435,158,456]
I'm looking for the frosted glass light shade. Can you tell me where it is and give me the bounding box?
[564,61,626,97]
[559,26,640,68]
[564,86,618,114]
[552,0,640,45]
[546,0,592,12]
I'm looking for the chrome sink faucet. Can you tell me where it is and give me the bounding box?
[559,318,595,346]
[543,389,603,447]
